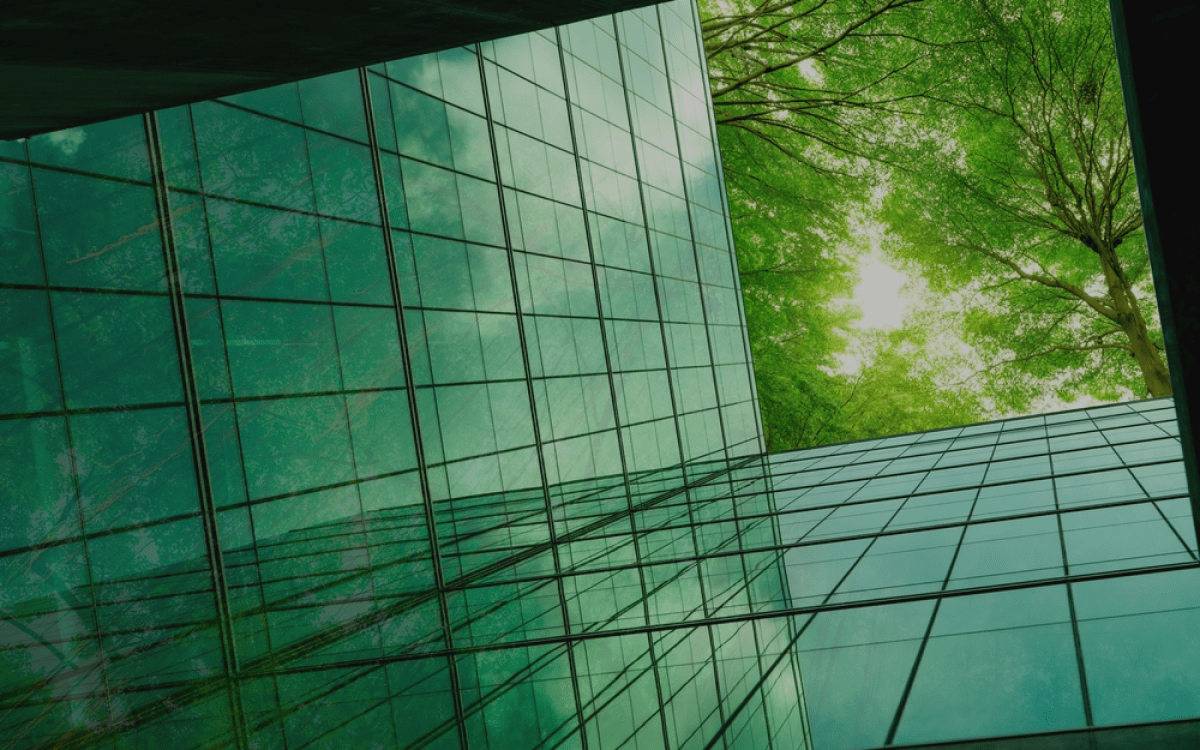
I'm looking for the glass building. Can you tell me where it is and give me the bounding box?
[1,1,1197,749]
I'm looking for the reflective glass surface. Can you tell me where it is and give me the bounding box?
[1,2,1197,749]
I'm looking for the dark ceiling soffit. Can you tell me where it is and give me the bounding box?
[1107,1,1200,545]
[0,0,665,140]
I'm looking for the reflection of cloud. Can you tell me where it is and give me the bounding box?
[45,127,87,157]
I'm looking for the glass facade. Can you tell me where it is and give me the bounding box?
[1,2,1197,750]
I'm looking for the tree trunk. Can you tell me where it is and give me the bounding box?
[1098,244,1173,397]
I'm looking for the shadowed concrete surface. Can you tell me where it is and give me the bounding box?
[884,717,1200,750]
[0,0,661,139]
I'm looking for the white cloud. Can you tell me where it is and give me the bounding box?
[45,127,87,157]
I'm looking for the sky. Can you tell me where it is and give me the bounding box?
[835,245,1126,417]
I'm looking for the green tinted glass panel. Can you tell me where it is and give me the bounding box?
[52,291,181,409]
[35,169,166,291]
[0,289,61,414]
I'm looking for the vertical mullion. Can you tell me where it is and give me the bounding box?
[474,46,592,750]
[143,110,250,750]
[357,66,471,750]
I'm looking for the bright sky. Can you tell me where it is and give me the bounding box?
[831,252,910,376]
[851,256,908,330]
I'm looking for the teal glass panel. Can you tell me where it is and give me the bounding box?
[885,488,976,530]
[0,160,42,285]
[0,288,62,414]
[71,407,198,531]
[435,384,496,461]
[447,107,495,180]
[385,658,461,750]
[983,454,1051,484]
[1132,461,1189,497]
[444,453,503,498]
[27,115,150,181]
[168,191,217,294]
[236,394,355,499]
[1051,445,1119,473]
[368,71,398,153]
[1061,503,1191,574]
[156,106,201,190]
[439,47,486,114]
[333,306,405,390]
[971,478,1055,519]
[412,235,474,309]
[200,403,248,508]
[947,515,1063,588]
[392,83,454,167]
[805,499,902,540]
[381,152,410,228]
[347,390,417,478]
[1073,568,1200,726]
[796,602,932,750]
[192,101,315,212]
[402,159,464,238]
[51,291,181,409]
[299,69,368,142]
[35,169,166,291]
[477,313,524,379]
[456,175,505,247]
[308,131,380,224]
[207,198,327,301]
[895,586,1083,744]
[459,645,578,749]
[0,417,76,550]
[423,310,485,383]
[322,218,393,305]
[388,52,442,96]
[467,244,515,312]
[184,297,232,399]
[915,463,986,493]
[88,516,206,583]
[895,623,1084,744]
[0,137,26,159]
[1055,467,1145,508]
[221,299,340,397]
[219,82,302,122]
[783,538,872,607]
[829,527,960,603]
[276,668,397,748]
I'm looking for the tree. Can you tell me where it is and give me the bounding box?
[700,0,961,173]
[880,0,1168,409]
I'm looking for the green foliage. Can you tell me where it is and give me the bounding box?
[704,0,991,450]
[879,0,1168,407]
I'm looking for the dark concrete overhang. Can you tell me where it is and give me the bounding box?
[1108,1,1200,544]
[0,0,662,140]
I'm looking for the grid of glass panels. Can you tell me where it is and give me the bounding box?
[4,2,1198,749]
[762,397,1199,749]
[0,2,792,748]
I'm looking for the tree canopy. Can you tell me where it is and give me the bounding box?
[880,0,1168,410]
[699,0,1166,450]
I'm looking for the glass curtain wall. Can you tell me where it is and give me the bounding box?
[770,396,1199,749]
[0,2,797,749]
[4,0,1199,749]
